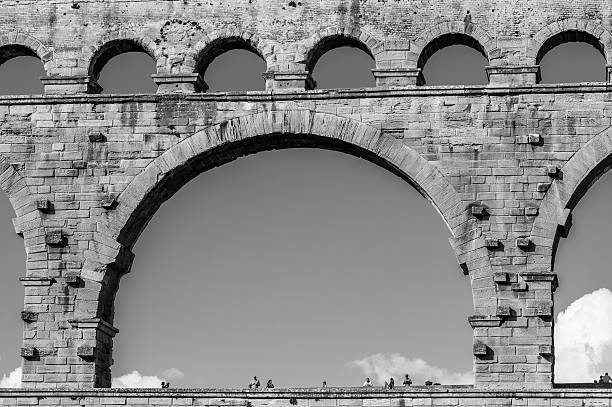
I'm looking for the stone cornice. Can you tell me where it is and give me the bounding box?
[0,83,612,105]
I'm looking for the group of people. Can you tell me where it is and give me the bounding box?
[249,376,275,389]
[362,375,413,388]
[595,373,612,384]
[161,374,419,389]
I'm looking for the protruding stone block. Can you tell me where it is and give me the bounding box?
[41,75,101,94]
[547,165,560,177]
[537,303,552,317]
[493,272,509,284]
[537,183,551,192]
[77,345,96,359]
[468,315,503,328]
[21,311,38,322]
[496,305,512,317]
[45,230,66,247]
[73,161,87,169]
[525,207,539,216]
[35,199,52,213]
[516,238,532,250]
[473,341,488,356]
[471,205,487,218]
[21,347,36,359]
[485,238,500,249]
[101,194,118,210]
[538,345,552,356]
[64,272,82,286]
[512,282,528,292]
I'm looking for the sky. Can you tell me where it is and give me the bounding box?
[0,41,610,388]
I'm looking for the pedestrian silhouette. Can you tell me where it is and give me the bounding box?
[266,379,274,389]
[388,378,394,389]
[249,376,260,389]
[363,378,372,387]
[403,374,412,386]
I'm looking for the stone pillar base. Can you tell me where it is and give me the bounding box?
[372,68,421,87]
[41,76,101,95]
[607,65,612,83]
[152,73,207,94]
[486,66,541,85]
[264,71,315,91]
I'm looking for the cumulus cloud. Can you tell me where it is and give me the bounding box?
[0,367,21,388]
[112,370,171,388]
[555,288,612,382]
[161,368,185,380]
[348,353,473,386]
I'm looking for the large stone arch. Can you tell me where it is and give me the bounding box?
[527,18,612,65]
[82,110,494,313]
[530,126,612,271]
[0,31,54,72]
[71,111,496,387]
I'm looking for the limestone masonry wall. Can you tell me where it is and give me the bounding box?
[2,0,612,404]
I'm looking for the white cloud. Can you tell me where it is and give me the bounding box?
[348,353,473,386]
[111,371,165,388]
[161,368,185,380]
[111,368,184,388]
[555,288,612,382]
[0,367,21,388]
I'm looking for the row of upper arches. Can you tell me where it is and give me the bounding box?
[1,18,611,94]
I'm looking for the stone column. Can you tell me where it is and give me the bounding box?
[40,76,101,94]
[485,66,541,86]
[471,272,556,389]
[607,65,612,83]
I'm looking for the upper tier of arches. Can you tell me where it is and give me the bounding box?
[2,18,612,93]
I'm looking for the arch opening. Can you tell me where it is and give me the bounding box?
[110,145,472,388]
[417,34,488,86]
[0,193,26,388]
[117,133,440,249]
[195,37,266,92]
[553,164,612,385]
[306,35,375,89]
[89,39,156,94]
[537,31,607,84]
[0,45,45,95]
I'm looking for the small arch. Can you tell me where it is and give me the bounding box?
[529,19,612,65]
[416,33,489,85]
[193,36,266,78]
[536,30,605,66]
[88,38,156,83]
[0,32,53,68]
[305,34,375,76]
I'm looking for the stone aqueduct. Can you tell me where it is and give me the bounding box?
[1,0,612,404]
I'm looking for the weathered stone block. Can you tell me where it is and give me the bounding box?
[21,347,37,359]
[485,238,501,249]
[35,199,52,213]
[76,345,96,359]
[496,305,512,317]
[516,238,532,250]
[473,341,489,356]
[45,230,66,247]
[493,272,509,283]
[21,311,38,322]
[538,345,552,356]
